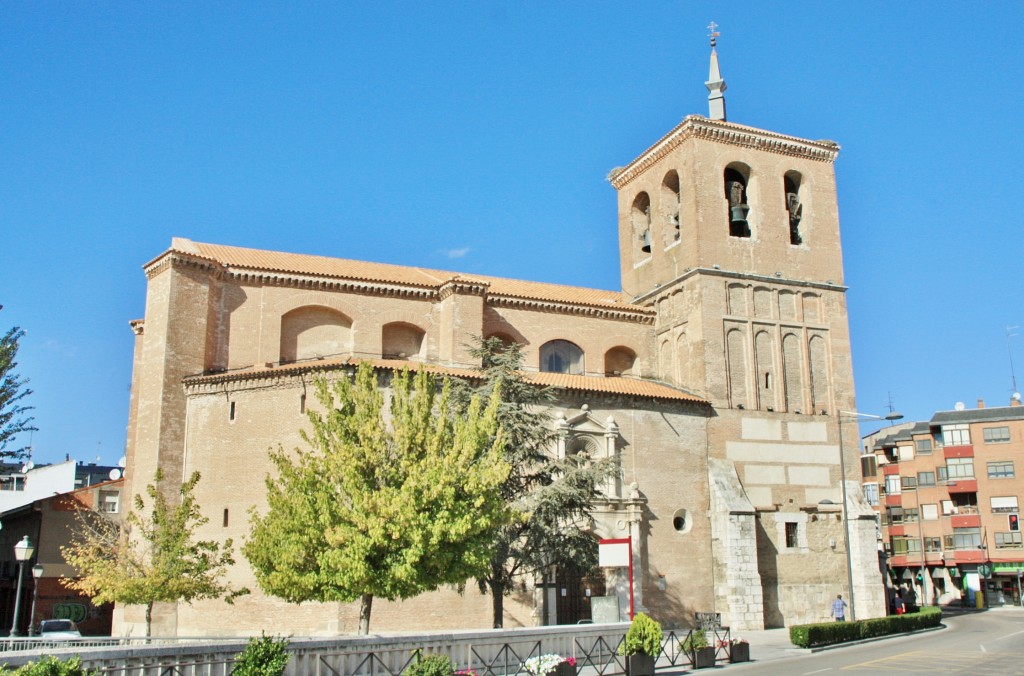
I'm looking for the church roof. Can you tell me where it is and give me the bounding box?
[153,238,642,314]
[183,357,708,405]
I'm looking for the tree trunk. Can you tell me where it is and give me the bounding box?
[358,593,373,635]
[489,577,505,628]
[145,602,153,640]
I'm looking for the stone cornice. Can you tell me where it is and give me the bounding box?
[223,269,438,300]
[632,267,848,305]
[610,116,841,190]
[438,278,490,300]
[486,294,656,324]
[143,251,222,280]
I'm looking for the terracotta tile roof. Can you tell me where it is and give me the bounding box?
[184,357,707,405]
[162,238,638,312]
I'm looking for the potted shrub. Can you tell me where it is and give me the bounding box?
[618,612,663,676]
[232,634,290,676]
[681,629,715,669]
[728,637,749,663]
[522,654,577,676]
[405,653,454,676]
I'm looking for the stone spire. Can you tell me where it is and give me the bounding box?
[705,21,727,121]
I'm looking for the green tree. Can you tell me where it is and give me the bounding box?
[0,306,36,459]
[244,363,511,635]
[61,470,246,637]
[456,337,618,628]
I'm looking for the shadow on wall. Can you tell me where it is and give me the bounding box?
[755,517,782,628]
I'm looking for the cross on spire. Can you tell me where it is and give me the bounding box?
[707,21,720,47]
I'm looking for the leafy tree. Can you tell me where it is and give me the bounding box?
[61,470,246,637]
[0,306,36,459]
[456,337,618,628]
[244,363,511,635]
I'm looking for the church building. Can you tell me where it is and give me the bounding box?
[118,37,885,636]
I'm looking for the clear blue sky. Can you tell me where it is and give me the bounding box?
[2,2,1022,465]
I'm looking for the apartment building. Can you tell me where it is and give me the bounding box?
[866,398,1024,609]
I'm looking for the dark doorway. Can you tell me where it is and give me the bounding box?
[555,563,606,625]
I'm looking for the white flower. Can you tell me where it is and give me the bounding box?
[522,654,566,676]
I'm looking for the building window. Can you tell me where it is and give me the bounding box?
[724,167,751,238]
[984,426,1011,444]
[945,527,981,550]
[922,503,938,520]
[902,476,917,491]
[991,496,1019,513]
[887,506,904,525]
[540,340,584,375]
[897,445,915,462]
[785,522,798,548]
[924,537,942,552]
[946,457,974,479]
[988,461,1015,479]
[941,500,954,516]
[861,454,878,478]
[863,483,879,505]
[915,438,933,454]
[995,532,1023,549]
[223,508,229,527]
[99,490,120,514]
[903,507,919,523]
[784,172,803,245]
[890,536,919,555]
[937,466,948,483]
[885,474,902,496]
[942,424,971,446]
[917,471,936,487]
[632,192,652,257]
[229,401,236,421]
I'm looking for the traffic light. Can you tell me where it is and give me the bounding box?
[916,572,924,583]
[1010,513,1020,532]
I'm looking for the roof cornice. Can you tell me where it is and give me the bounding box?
[610,116,841,190]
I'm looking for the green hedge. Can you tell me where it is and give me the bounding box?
[789,607,942,648]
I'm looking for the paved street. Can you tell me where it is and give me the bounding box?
[704,608,1024,675]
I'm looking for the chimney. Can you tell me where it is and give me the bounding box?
[977,399,985,409]
[1012,395,1022,407]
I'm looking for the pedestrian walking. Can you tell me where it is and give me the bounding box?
[894,592,905,615]
[830,594,848,621]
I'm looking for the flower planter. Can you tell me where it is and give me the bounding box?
[693,646,716,669]
[547,663,577,676]
[729,642,750,663]
[625,653,655,676]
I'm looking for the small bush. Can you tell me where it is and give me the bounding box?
[405,654,454,676]
[789,607,942,648]
[620,612,663,656]
[11,656,101,676]
[680,629,709,653]
[232,634,290,676]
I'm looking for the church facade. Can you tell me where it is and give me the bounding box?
[118,45,885,636]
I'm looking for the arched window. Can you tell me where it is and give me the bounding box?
[604,346,637,376]
[784,171,803,245]
[381,322,425,360]
[661,171,681,246]
[540,340,584,375]
[724,165,751,238]
[631,192,652,258]
[279,306,352,363]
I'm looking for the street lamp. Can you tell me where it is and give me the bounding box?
[28,564,43,637]
[9,536,35,637]
[838,410,903,620]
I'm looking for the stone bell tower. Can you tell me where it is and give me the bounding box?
[609,27,883,627]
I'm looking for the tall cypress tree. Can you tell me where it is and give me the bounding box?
[0,306,36,459]
[457,337,618,628]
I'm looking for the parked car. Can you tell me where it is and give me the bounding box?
[38,619,81,639]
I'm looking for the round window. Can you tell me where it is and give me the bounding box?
[672,508,692,534]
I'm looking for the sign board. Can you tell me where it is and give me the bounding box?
[591,596,621,624]
[695,612,722,630]
[599,540,630,568]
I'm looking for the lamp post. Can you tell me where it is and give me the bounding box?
[28,564,43,637]
[838,410,903,620]
[9,536,35,637]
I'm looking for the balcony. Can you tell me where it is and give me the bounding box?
[885,494,903,507]
[882,464,901,476]
[946,480,978,494]
[943,445,974,458]
[952,549,985,563]
[950,514,982,528]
